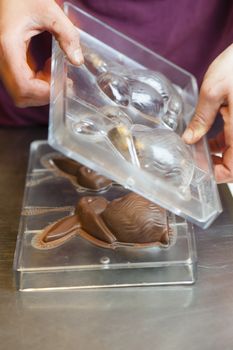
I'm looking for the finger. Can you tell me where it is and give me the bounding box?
[212,154,223,165]
[213,98,233,182]
[41,2,84,66]
[182,81,223,144]
[209,131,226,153]
[0,34,50,106]
[212,147,233,183]
[220,104,233,147]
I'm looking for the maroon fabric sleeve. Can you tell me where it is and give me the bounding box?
[1,0,233,126]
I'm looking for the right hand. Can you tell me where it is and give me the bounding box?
[182,44,233,183]
[0,0,83,107]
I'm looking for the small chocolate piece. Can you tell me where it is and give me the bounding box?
[33,193,175,250]
[52,156,112,190]
[52,157,81,176]
[77,166,112,190]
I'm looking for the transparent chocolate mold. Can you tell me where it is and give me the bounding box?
[49,5,222,228]
[82,45,108,76]
[66,47,190,183]
[65,65,193,188]
[126,69,183,131]
[14,138,200,291]
[97,72,131,106]
[132,125,195,192]
[67,112,194,192]
[68,48,184,131]
[80,47,183,131]
[100,105,133,127]
[130,79,165,118]
[69,105,134,141]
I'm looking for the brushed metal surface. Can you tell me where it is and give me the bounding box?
[1,128,233,350]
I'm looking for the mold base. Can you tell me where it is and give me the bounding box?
[14,141,197,291]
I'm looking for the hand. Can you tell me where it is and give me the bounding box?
[182,44,233,183]
[0,0,83,107]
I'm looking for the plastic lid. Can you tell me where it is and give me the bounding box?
[49,3,222,228]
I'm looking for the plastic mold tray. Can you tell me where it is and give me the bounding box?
[48,3,222,228]
[14,141,197,291]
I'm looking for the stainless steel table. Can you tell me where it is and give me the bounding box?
[1,127,233,350]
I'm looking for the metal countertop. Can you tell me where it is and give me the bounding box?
[1,127,233,350]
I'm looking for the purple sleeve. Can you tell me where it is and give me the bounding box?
[1,0,233,126]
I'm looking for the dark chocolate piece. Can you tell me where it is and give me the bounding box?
[33,193,175,250]
[52,156,112,190]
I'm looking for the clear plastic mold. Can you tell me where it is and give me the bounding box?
[14,142,197,290]
[48,2,222,228]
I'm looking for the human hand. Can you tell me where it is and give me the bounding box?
[0,0,83,107]
[182,44,233,183]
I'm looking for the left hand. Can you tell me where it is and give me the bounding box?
[0,0,83,108]
[182,44,233,183]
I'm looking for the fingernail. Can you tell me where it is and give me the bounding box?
[73,48,84,65]
[182,128,194,143]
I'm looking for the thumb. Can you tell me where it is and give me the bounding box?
[43,2,84,66]
[182,84,220,144]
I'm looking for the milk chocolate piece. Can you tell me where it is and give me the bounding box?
[33,193,175,250]
[44,215,80,243]
[76,196,116,244]
[77,166,112,190]
[32,215,80,249]
[52,156,112,190]
[52,157,81,176]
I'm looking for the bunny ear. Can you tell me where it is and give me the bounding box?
[77,228,116,249]
[32,215,81,250]
[52,157,82,176]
